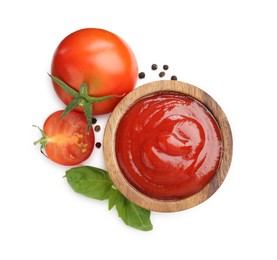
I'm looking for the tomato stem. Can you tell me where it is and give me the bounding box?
[48,74,123,130]
[33,125,48,157]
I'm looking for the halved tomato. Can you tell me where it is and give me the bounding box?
[34,110,95,166]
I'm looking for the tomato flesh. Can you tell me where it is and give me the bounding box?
[43,110,95,166]
[51,28,138,115]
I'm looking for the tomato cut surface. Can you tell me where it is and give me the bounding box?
[42,110,95,166]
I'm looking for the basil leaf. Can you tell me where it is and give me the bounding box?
[108,188,153,231]
[66,166,113,200]
[65,165,153,231]
[124,200,153,231]
[108,187,123,210]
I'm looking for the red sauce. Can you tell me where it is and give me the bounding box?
[116,92,222,200]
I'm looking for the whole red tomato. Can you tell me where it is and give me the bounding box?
[51,28,138,115]
[34,110,95,166]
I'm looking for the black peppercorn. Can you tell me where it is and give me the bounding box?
[151,64,158,70]
[138,72,145,79]
[95,142,102,148]
[163,64,169,70]
[94,125,101,132]
[159,71,166,77]
[91,117,97,124]
[171,75,178,80]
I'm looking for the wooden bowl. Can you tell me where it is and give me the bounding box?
[103,80,233,212]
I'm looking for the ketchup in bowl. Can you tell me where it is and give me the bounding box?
[115,92,222,200]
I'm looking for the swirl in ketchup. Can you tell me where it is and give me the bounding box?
[116,92,222,200]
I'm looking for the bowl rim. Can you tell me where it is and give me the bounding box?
[103,80,233,212]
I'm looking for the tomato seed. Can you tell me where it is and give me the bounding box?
[95,142,102,148]
[138,72,145,79]
[151,64,158,70]
[94,125,101,132]
[171,75,178,80]
[159,71,166,77]
[163,65,169,70]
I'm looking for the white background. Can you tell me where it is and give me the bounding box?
[1,0,277,259]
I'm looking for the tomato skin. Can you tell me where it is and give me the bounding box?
[43,110,95,166]
[51,28,138,115]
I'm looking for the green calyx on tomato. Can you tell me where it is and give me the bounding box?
[33,125,48,156]
[48,74,122,130]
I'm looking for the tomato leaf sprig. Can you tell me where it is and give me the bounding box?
[65,166,153,231]
[48,74,122,131]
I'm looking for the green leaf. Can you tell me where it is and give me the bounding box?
[108,187,153,231]
[65,165,153,231]
[124,200,153,231]
[115,194,128,224]
[108,187,123,210]
[65,166,113,200]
